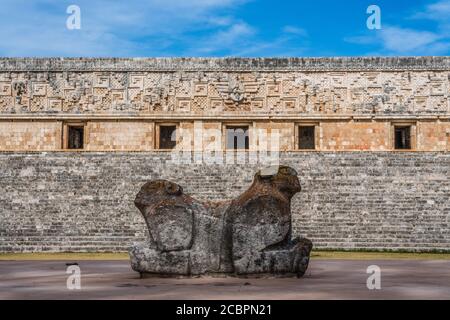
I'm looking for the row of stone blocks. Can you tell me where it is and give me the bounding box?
[0,151,448,254]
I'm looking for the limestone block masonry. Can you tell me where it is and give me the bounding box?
[0,57,449,152]
[0,57,449,252]
[0,152,448,252]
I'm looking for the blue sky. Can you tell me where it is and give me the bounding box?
[0,0,449,57]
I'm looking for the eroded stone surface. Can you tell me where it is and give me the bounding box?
[129,165,313,277]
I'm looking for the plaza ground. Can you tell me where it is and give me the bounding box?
[0,252,449,299]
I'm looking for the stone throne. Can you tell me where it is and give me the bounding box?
[129,165,312,277]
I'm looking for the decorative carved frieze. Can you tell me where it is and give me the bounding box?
[0,58,448,116]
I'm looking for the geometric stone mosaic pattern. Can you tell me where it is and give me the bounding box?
[0,57,449,116]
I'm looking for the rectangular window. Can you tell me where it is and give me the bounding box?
[226,126,249,150]
[159,125,176,149]
[394,126,411,149]
[299,126,315,150]
[67,126,84,149]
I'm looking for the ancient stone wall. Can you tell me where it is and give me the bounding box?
[0,151,448,252]
[0,57,449,117]
[1,119,449,151]
[0,57,449,152]
[0,58,448,252]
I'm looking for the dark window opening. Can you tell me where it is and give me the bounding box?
[299,126,315,150]
[68,126,84,149]
[226,126,249,150]
[394,126,411,149]
[159,125,176,149]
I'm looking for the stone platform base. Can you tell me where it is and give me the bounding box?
[129,238,313,278]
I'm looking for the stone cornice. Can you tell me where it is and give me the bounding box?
[0,114,448,121]
[0,57,449,72]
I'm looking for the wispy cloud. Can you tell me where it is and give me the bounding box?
[190,22,256,55]
[345,0,450,55]
[346,26,447,55]
[282,26,308,37]
[185,23,309,56]
[410,0,450,34]
[0,0,254,56]
[411,0,450,21]
[0,0,312,57]
[378,27,444,53]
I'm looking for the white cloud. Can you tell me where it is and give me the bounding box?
[345,0,450,56]
[411,0,450,33]
[345,26,449,55]
[379,27,441,53]
[0,0,251,56]
[412,0,450,21]
[282,26,308,37]
[0,0,311,57]
[211,23,256,46]
[191,22,255,54]
[186,23,310,57]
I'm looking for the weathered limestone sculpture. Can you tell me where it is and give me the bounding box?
[129,165,313,277]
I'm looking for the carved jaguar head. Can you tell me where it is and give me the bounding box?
[134,180,183,212]
[256,165,301,199]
